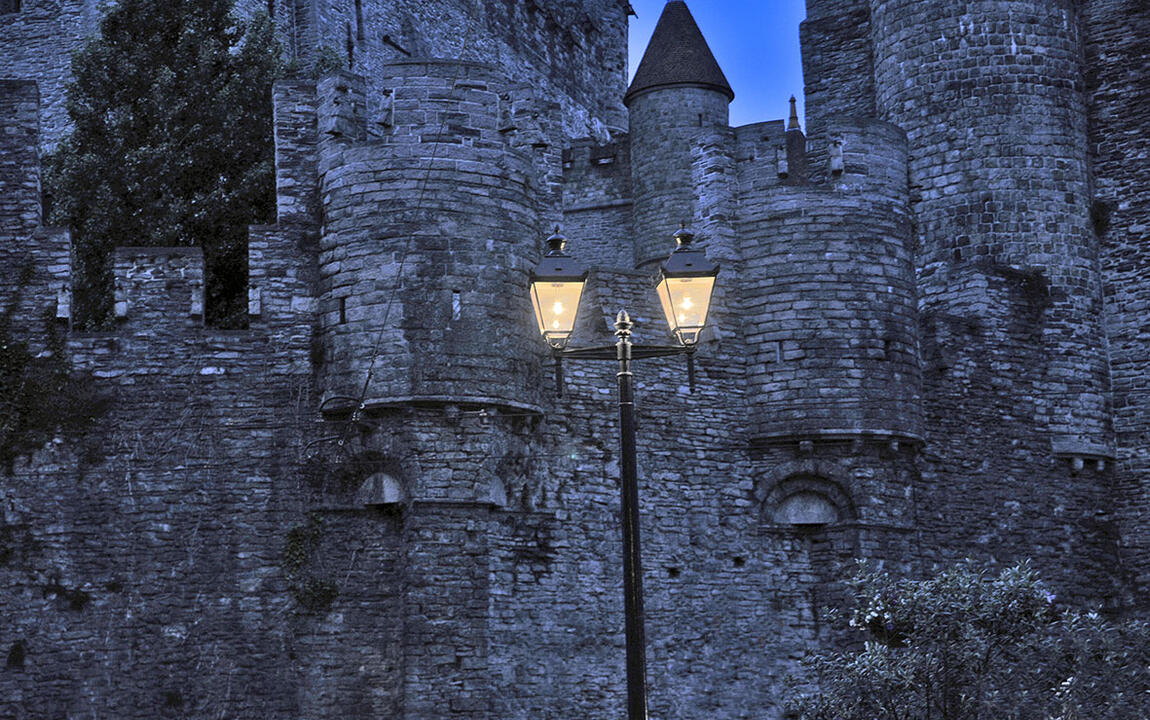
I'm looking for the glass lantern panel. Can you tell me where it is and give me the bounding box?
[657,275,715,344]
[530,279,584,344]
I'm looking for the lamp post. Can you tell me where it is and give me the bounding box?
[529,226,719,720]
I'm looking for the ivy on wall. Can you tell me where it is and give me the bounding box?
[0,267,111,472]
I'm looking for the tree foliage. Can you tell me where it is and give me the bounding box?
[789,563,1150,720]
[44,0,281,328]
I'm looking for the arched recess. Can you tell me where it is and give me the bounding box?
[304,448,410,508]
[347,451,409,507]
[756,460,857,529]
[765,475,856,527]
[355,471,407,506]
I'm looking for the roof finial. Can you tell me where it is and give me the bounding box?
[787,95,800,131]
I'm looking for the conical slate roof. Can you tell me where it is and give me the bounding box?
[624,1,734,106]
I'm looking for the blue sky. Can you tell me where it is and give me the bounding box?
[627,0,808,129]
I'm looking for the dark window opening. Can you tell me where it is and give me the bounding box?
[266,0,274,17]
[0,0,21,15]
[354,0,364,43]
[589,144,617,166]
[6,641,25,669]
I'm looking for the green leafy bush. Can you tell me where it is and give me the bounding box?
[789,562,1150,720]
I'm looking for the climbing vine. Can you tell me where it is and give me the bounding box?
[282,514,338,612]
[0,267,111,471]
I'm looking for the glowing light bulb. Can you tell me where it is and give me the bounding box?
[552,319,560,329]
[552,301,564,315]
[681,296,694,310]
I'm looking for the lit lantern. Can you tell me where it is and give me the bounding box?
[655,226,719,346]
[529,229,588,349]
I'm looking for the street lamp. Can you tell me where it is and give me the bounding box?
[529,226,719,720]
[655,225,719,347]
[528,229,588,350]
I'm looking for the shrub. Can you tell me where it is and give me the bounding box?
[789,562,1150,720]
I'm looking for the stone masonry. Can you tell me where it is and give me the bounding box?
[1,0,1148,718]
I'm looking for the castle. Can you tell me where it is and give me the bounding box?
[1,0,1148,717]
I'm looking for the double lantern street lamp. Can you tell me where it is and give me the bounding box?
[529,226,719,720]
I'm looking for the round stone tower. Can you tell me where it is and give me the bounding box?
[870,0,1111,454]
[316,59,545,414]
[624,0,735,269]
[740,119,921,443]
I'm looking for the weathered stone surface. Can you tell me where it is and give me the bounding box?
[0,0,1147,718]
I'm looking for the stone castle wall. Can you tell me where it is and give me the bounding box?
[863,0,1122,599]
[0,0,628,150]
[1,0,1149,718]
[1084,0,1150,594]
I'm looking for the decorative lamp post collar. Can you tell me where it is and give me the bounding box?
[673,223,695,247]
[546,228,569,255]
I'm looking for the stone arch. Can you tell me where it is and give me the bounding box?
[756,459,857,528]
[354,471,407,506]
[336,450,409,507]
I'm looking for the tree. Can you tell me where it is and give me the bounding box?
[44,0,281,328]
[788,563,1150,720]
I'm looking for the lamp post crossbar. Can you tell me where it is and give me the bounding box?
[551,343,697,397]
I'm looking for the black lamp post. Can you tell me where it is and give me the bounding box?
[529,226,719,720]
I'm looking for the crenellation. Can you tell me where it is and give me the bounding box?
[111,247,206,329]
[0,80,41,237]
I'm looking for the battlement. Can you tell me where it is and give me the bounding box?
[816,117,908,201]
[734,118,808,195]
[561,135,633,270]
[111,247,205,328]
[0,79,41,235]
